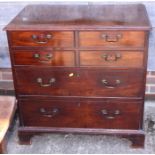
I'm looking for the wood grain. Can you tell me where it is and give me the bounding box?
[13,50,75,66]
[9,31,74,47]
[19,98,142,129]
[5,4,151,148]
[14,67,144,97]
[80,51,144,67]
[79,31,146,50]
[4,4,151,30]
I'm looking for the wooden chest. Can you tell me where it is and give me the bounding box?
[4,4,151,148]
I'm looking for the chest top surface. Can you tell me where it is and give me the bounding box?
[4,4,151,30]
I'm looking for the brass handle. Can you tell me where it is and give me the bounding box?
[101,34,122,42]
[101,53,121,61]
[37,77,56,87]
[101,109,121,119]
[40,108,59,117]
[31,34,52,44]
[101,79,121,89]
[33,53,53,63]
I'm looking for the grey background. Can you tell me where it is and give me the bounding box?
[0,1,155,70]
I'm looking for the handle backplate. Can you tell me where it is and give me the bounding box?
[101,53,121,62]
[101,79,121,89]
[101,34,122,42]
[37,77,56,87]
[101,109,121,119]
[33,53,53,63]
[31,34,52,44]
[40,108,59,117]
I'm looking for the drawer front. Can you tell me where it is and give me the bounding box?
[15,68,144,97]
[79,31,145,49]
[80,51,143,67]
[19,99,86,127]
[9,31,74,47]
[13,50,75,66]
[79,69,144,97]
[15,67,81,96]
[19,98,142,129]
[85,99,142,129]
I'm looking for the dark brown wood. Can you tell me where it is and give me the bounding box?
[79,69,144,97]
[4,4,151,31]
[9,31,74,48]
[18,126,145,148]
[15,67,81,96]
[127,134,145,148]
[13,50,75,66]
[14,67,144,97]
[5,4,151,148]
[79,31,146,50]
[19,99,86,128]
[19,98,142,129]
[84,99,142,129]
[18,131,33,145]
[80,51,144,68]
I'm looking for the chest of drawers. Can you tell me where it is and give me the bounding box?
[4,4,151,148]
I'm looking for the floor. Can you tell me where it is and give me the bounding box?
[6,100,155,154]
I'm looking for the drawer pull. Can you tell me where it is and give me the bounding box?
[37,77,56,87]
[101,53,121,61]
[101,79,121,89]
[40,108,59,117]
[101,34,122,42]
[33,53,53,63]
[31,34,52,44]
[101,109,121,119]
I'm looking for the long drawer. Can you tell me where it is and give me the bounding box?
[15,67,144,97]
[19,98,142,129]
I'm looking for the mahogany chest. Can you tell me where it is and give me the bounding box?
[4,4,151,148]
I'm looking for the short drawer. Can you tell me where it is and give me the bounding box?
[19,99,86,128]
[9,31,74,48]
[19,98,142,129]
[85,99,142,129]
[15,68,144,97]
[80,51,143,67]
[79,31,145,49]
[13,50,75,66]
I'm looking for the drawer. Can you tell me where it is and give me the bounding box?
[15,68,144,97]
[79,31,145,49]
[85,99,142,129]
[19,98,142,129]
[13,50,75,66]
[80,51,143,68]
[15,67,81,96]
[19,99,86,127]
[79,69,144,97]
[9,31,74,48]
